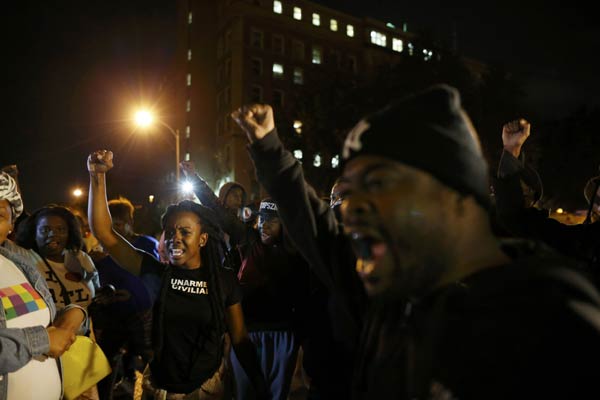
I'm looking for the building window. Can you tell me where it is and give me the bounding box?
[224,29,232,52]
[293,120,302,134]
[346,24,354,37]
[347,55,357,73]
[225,58,231,78]
[330,19,338,31]
[272,34,285,54]
[251,85,263,103]
[251,28,264,48]
[273,90,284,107]
[330,50,341,68]
[313,153,322,167]
[187,73,192,86]
[185,152,191,161]
[292,40,305,61]
[331,155,340,168]
[423,48,433,61]
[186,100,191,112]
[392,38,403,52]
[251,57,263,76]
[293,149,303,161]
[273,63,284,79]
[293,7,302,20]
[312,13,320,26]
[273,0,282,14]
[408,42,414,56]
[370,30,387,47]
[293,67,304,84]
[186,126,191,138]
[188,12,192,24]
[312,46,322,64]
[224,86,231,105]
[187,49,192,61]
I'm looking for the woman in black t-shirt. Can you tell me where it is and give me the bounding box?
[86,150,267,399]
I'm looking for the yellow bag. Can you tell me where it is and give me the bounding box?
[61,335,112,400]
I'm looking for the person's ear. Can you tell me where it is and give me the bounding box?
[199,232,208,248]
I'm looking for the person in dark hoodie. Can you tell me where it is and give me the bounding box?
[495,118,600,284]
[230,198,308,400]
[232,85,600,399]
[181,162,250,272]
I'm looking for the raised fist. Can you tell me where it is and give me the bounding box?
[231,104,275,143]
[180,161,196,178]
[502,119,530,158]
[87,150,114,174]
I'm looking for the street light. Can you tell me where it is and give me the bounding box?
[72,188,83,198]
[133,109,181,182]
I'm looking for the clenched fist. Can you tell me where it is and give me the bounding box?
[87,150,114,174]
[231,104,275,143]
[502,119,530,158]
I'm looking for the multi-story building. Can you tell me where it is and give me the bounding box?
[176,0,444,200]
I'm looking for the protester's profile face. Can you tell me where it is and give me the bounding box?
[112,216,133,238]
[0,199,13,245]
[258,215,281,245]
[225,187,243,211]
[36,215,69,261]
[339,155,453,298]
[163,211,207,268]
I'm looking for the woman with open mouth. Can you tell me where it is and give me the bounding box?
[86,150,267,400]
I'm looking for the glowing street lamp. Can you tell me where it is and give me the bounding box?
[72,188,83,198]
[133,109,180,182]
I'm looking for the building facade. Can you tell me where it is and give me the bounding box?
[176,0,444,200]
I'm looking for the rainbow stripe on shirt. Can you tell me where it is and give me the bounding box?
[0,282,47,320]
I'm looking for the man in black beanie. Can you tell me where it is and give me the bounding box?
[233,84,600,399]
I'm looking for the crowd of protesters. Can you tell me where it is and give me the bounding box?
[2,83,600,400]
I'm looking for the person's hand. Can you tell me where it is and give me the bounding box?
[87,150,114,174]
[502,119,530,158]
[46,326,76,358]
[231,104,275,143]
[180,161,196,178]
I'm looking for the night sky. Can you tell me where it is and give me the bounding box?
[0,1,597,210]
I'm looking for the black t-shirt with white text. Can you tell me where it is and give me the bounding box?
[140,253,242,394]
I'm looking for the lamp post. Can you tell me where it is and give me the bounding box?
[134,110,181,182]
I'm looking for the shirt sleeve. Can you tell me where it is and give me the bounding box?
[0,326,50,374]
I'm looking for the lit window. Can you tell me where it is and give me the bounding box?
[312,46,322,64]
[330,19,338,31]
[273,63,284,78]
[312,13,320,26]
[293,120,302,134]
[273,90,284,107]
[408,42,414,56]
[187,73,192,86]
[313,153,322,168]
[293,67,304,84]
[293,7,302,20]
[188,12,192,24]
[186,100,191,112]
[273,34,285,54]
[423,49,433,61]
[370,30,387,47]
[292,40,305,61]
[392,38,403,52]
[186,126,191,138]
[346,24,354,37]
[331,155,339,168]
[251,58,263,76]
[293,150,303,160]
[187,49,192,60]
[185,152,191,161]
[251,29,264,48]
[273,0,282,14]
[386,22,396,29]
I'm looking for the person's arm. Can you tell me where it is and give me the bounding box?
[53,306,87,335]
[87,150,143,275]
[231,105,339,289]
[225,303,268,398]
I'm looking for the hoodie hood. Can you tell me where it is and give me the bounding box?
[218,181,247,207]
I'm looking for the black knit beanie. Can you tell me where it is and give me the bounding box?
[341,84,490,209]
